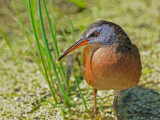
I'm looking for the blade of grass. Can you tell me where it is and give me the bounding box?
[23,0,28,12]
[42,0,58,58]
[48,1,70,95]
[0,28,17,64]
[44,49,57,93]
[48,1,68,90]
[37,0,71,107]
[42,0,69,94]
[28,0,58,104]
[12,0,35,56]
[24,0,36,21]
[38,43,58,94]
[12,0,48,87]
[49,0,56,35]
[12,0,43,71]
[72,68,89,112]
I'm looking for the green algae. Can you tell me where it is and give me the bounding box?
[0,0,160,119]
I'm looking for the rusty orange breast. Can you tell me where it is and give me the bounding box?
[81,44,141,90]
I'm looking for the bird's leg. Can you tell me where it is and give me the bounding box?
[94,88,97,114]
[113,90,120,120]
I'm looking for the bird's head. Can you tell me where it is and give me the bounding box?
[58,20,129,61]
[81,20,115,45]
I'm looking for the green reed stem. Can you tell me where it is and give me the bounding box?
[12,0,35,57]
[37,0,71,107]
[0,28,17,63]
[28,0,58,104]
[42,0,69,94]
[42,0,58,58]
[12,0,43,72]
[49,0,56,35]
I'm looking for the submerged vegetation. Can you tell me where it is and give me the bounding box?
[0,0,160,119]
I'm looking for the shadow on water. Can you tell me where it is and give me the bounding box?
[97,86,160,120]
[118,86,160,120]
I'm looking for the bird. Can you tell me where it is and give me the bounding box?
[58,20,141,120]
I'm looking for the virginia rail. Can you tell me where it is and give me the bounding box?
[58,20,141,120]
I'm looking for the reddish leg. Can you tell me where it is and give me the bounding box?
[113,90,120,120]
[94,88,97,114]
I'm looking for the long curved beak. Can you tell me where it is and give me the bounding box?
[58,38,87,61]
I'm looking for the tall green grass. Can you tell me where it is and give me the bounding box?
[37,0,71,106]
[10,0,89,117]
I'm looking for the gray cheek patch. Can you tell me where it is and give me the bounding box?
[99,25,115,45]
[85,25,115,45]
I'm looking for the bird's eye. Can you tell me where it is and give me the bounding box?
[92,32,98,37]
